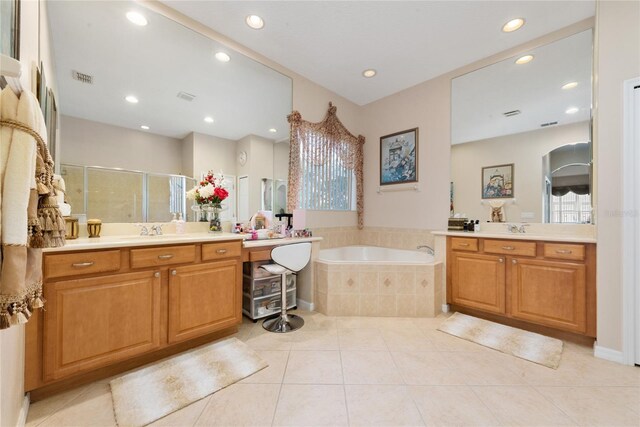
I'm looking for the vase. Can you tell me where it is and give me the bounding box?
[208,204,222,233]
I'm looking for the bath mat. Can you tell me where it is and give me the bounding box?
[437,312,563,369]
[110,337,267,426]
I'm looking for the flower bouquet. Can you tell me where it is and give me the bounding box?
[186,171,229,232]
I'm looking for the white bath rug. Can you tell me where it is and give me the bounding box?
[110,338,268,426]
[437,312,563,369]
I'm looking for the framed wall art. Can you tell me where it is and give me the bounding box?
[380,127,418,185]
[481,163,514,199]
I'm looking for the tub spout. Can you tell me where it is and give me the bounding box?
[417,245,435,255]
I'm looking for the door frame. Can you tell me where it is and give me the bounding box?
[622,76,640,365]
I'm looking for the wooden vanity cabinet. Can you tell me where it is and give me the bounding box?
[447,237,596,337]
[27,240,243,394]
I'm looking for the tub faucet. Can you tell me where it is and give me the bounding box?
[417,245,435,255]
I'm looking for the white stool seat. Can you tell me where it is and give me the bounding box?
[261,242,312,333]
[260,264,291,276]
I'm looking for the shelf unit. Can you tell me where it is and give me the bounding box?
[242,260,296,320]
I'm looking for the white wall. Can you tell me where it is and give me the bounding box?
[191,132,236,179]
[60,115,183,174]
[593,0,640,353]
[451,121,590,222]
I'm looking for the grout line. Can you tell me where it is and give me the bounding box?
[531,385,580,425]
[269,349,291,426]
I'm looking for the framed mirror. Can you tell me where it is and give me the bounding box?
[450,29,593,224]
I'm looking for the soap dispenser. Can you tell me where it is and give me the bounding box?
[176,212,186,234]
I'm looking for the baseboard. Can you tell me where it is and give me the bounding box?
[296,298,315,312]
[594,343,626,365]
[441,304,450,313]
[17,393,30,427]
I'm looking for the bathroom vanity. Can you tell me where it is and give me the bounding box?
[25,234,244,398]
[444,233,596,337]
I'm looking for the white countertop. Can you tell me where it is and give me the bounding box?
[432,230,596,243]
[44,232,244,252]
[242,237,323,248]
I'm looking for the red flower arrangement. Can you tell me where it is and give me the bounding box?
[186,171,229,206]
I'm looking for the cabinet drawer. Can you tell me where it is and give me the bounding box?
[130,245,196,268]
[44,250,120,279]
[543,243,585,261]
[202,241,242,261]
[483,239,536,257]
[450,237,478,252]
[249,249,273,261]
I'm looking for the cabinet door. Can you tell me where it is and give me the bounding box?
[168,259,240,343]
[43,271,161,381]
[450,252,506,314]
[510,258,586,333]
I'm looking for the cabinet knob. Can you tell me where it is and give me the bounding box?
[154,271,160,278]
[171,270,177,276]
[498,258,504,263]
[512,259,517,264]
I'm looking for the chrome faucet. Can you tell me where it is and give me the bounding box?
[149,224,164,236]
[417,245,435,255]
[507,224,529,233]
[137,224,149,236]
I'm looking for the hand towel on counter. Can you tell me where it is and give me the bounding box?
[0,86,65,329]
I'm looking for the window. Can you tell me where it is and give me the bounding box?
[551,191,591,223]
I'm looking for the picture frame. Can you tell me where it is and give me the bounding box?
[380,127,418,185]
[481,163,514,199]
[0,0,20,60]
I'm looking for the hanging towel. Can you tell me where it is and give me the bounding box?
[0,87,64,329]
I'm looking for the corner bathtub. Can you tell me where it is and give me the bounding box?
[314,246,442,317]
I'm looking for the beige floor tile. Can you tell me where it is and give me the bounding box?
[341,351,403,384]
[245,330,294,351]
[423,330,489,352]
[272,384,348,426]
[445,351,528,385]
[338,328,388,351]
[336,316,381,329]
[536,386,640,426]
[408,385,499,426]
[39,383,116,427]
[283,351,343,384]
[391,351,466,385]
[472,385,576,426]
[374,317,421,331]
[345,384,424,426]
[148,396,210,427]
[411,316,449,331]
[291,330,339,350]
[241,350,290,384]
[302,315,338,331]
[195,383,280,426]
[26,384,93,427]
[381,328,437,352]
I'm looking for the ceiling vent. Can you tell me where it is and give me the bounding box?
[176,91,196,102]
[503,110,521,117]
[540,121,559,127]
[71,70,93,84]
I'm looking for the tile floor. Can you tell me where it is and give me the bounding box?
[26,311,640,427]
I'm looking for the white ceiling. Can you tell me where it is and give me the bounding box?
[47,0,292,141]
[162,0,595,106]
[451,29,592,144]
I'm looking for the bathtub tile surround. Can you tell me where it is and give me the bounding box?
[312,226,438,251]
[315,248,442,317]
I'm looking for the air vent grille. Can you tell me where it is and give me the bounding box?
[177,92,196,102]
[503,110,521,117]
[72,70,93,84]
[540,121,558,127]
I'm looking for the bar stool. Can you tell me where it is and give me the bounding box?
[260,242,312,333]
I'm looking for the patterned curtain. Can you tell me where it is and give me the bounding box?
[287,103,365,229]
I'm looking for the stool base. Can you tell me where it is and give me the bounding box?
[262,314,304,333]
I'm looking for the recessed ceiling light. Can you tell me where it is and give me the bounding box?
[245,15,264,29]
[502,18,525,33]
[362,69,377,78]
[204,116,214,123]
[215,52,230,62]
[269,128,277,133]
[515,54,534,65]
[562,81,579,90]
[126,11,147,26]
[125,95,139,104]
[565,107,579,114]
[140,125,149,130]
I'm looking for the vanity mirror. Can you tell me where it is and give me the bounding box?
[46,1,292,223]
[450,29,593,224]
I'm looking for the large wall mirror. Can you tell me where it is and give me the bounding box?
[450,29,593,224]
[46,1,292,223]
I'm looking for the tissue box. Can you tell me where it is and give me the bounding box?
[448,218,467,231]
